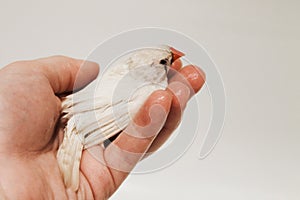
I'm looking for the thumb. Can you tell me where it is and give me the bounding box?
[34,55,99,94]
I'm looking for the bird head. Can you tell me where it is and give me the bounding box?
[126,46,184,72]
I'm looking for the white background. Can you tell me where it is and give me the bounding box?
[1,0,299,199]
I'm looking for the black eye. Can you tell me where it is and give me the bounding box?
[159,59,168,65]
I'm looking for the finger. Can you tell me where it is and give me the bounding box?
[80,146,114,200]
[175,65,206,94]
[34,56,99,94]
[168,59,182,80]
[103,90,172,187]
[170,59,182,71]
[147,65,205,153]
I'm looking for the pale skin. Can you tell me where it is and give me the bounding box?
[0,56,205,200]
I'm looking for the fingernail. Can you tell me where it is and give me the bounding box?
[192,65,206,81]
[81,60,100,75]
[73,60,100,89]
[149,103,168,125]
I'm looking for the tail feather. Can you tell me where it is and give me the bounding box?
[57,118,83,191]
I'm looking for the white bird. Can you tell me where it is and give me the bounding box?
[57,46,184,191]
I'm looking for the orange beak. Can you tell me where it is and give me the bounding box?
[170,47,185,61]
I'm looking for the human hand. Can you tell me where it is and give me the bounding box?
[0,56,205,199]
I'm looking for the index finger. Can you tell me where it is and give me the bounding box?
[103,90,172,187]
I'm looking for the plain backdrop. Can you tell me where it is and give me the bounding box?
[1,0,299,199]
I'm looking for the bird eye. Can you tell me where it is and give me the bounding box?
[159,59,168,65]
